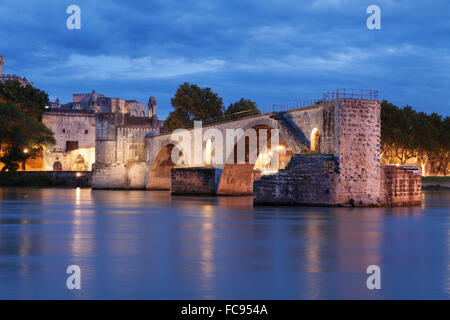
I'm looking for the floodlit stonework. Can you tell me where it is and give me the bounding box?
[43,91,160,172]
[253,99,421,206]
[91,113,161,189]
[42,110,96,171]
[89,91,421,206]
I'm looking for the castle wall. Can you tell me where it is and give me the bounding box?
[43,147,95,171]
[42,111,96,171]
[126,101,147,117]
[42,112,96,151]
[92,113,158,189]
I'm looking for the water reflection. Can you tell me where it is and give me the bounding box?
[0,188,449,299]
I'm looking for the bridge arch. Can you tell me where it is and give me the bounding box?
[147,143,187,190]
[217,123,293,195]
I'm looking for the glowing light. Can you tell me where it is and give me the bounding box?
[23,148,29,154]
[276,145,285,151]
[204,139,212,166]
[76,172,82,177]
[310,128,320,152]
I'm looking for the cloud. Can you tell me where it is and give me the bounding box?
[62,54,226,80]
[0,0,449,117]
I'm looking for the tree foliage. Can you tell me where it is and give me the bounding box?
[163,83,262,131]
[381,100,450,175]
[224,98,260,118]
[164,82,224,131]
[0,81,55,172]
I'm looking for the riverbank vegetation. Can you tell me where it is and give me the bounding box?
[381,100,450,176]
[0,81,55,172]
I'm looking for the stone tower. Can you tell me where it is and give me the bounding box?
[0,56,5,76]
[148,96,157,119]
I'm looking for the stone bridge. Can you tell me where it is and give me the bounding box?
[144,101,334,194]
[92,93,422,207]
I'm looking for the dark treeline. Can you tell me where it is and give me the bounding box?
[381,100,450,175]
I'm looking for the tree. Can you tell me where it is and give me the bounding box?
[380,100,401,164]
[164,82,224,131]
[224,98,260,119]
[380,99,450,175]
[0,81,55,172]
[0,80,49,120]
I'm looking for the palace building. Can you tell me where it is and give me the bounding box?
[42,91,161,171]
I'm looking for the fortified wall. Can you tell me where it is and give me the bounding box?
[42,109,96,171]
[92,113,160,189]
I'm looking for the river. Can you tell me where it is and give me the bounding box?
[0,188,449,299]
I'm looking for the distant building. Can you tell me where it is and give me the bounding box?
[43,91,161,171]
[48,90,154,117]
[1,55,162,172]
[0,55,33,87]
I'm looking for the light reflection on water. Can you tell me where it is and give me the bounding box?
[0,188,449,299]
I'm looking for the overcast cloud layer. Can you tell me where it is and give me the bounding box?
[1,0,449,119]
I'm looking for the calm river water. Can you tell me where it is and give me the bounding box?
[0,188,449,299]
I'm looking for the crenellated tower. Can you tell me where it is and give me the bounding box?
[148,96,157,119]
[0,56,5,75]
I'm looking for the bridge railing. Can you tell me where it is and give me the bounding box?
[259,97,323,114]
[259,88,379,113]
[322,88,379,101]
[159,108,262,134]
[159,88,379,134]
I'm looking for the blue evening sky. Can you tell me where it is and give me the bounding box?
[0,0,449,119]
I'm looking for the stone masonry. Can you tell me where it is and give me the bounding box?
[382,165,422,206]
[91,90,421,207]
[254,154,339,205]
[92,113,160,189]
[253,98,422,207]
[171,167,223,195]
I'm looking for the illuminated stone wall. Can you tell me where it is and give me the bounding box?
[42,111,96,171]
[332,99,382,205]
[254,99,421,207]
[92,113,160,189]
